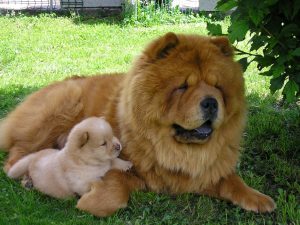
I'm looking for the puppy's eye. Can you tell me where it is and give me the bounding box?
[177,82,188,91]
[101,141,107,146]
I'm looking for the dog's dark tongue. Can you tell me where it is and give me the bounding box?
[193,122,213,139]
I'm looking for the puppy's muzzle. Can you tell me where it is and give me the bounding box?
[114,143,121,152]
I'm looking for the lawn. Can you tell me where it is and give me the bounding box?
[0,14,299,225]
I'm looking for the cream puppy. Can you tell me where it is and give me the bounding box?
[7,117,132,198]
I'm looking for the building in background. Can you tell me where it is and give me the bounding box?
[172,0,217,11]
[0,0,217,12]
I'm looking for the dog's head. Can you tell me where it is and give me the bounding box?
[125,33,246,144]
[67,117,122,161]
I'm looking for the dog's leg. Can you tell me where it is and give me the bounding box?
[203,173,276,213]
[77,170,145,217]
[4,146,28,172]
[2,80,84,171]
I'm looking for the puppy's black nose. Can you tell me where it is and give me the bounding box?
[114,143,121,151]
[200,97,218,120]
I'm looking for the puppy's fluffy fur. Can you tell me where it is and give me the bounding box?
[7,117,132,198]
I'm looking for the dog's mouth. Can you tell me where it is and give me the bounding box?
[172,120,213,141]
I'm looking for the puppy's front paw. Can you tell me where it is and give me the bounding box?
[121,161,132,171]
[112,158,133,171]
[21,174,34,190]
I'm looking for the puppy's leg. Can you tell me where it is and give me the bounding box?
[203,173,276,213]
[111,158,132,171]
[77,170,145,217]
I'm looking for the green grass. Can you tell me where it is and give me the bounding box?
[0,14,299,225]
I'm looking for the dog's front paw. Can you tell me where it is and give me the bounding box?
[218,174,276,213]
[237,189,276,213]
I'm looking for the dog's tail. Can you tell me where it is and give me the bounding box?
[7,154,35,179]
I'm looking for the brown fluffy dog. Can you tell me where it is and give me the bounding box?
[0,33,275,215]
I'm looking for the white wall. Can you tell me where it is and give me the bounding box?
[83,0,122,7]
[172,0,218,11]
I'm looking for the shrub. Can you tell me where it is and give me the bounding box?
[207,0,300,103]
[122,1,202,26]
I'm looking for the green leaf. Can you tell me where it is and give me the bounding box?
[295,77,300,86]
[291,48,300,56]
[260,71,273,77]
[216,0,237,12]
[237,57,249,72]
[283,80,299,102]
[255,55,274,69]
[281,24,299,37]
[291,73,300,83]
[272,64,285,78]
[228,20,249,42]
[285,38,298,48]
[206,23,223,36]
[277,56,288,65]
[250,36,266,51]
[292,0,300,19]
[280,0,293,19]
[270,76,285,94]
[265,0,279,6]
[248,8,264,26]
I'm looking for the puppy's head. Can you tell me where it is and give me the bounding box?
[66,117,122,161]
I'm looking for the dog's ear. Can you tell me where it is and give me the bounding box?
[144,32,179,60]
[210,36,233,57]
[79,132,89,148]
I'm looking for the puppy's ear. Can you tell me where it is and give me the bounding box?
[79,132,89,148]
[144,32,179,60]
[210,36,233,57]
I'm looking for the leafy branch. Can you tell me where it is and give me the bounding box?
[207,0,300,103]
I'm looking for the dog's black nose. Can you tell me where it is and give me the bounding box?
[200,97,218,119]
[114,143,121,151]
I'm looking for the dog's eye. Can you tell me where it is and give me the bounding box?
[215,85,224,92]
[101,141,107,146]
[177,82,188,91]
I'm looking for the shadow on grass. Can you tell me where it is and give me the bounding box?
[242,92,300,196]
[0,85,39,118]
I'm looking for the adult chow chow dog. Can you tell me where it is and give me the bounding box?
[0,33,275,215]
